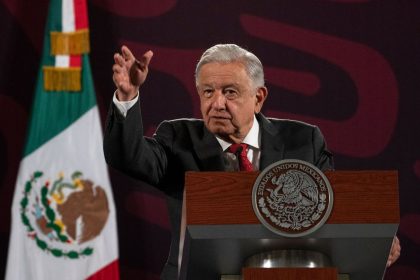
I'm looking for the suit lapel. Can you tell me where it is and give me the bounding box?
[193,125,225,171]
[258,113,285,170]
[192,115,284,171]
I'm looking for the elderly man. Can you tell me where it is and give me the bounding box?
[104,44,398,279]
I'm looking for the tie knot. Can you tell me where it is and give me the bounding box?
[227,143,253,171]
[228,143,248,156]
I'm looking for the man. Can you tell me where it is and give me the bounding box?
[104,44,399,279]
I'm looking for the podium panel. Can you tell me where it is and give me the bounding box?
[179,171,399,280]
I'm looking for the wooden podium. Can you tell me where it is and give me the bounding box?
[178,171,399,280]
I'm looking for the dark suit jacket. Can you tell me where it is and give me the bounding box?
[103,100,333,280]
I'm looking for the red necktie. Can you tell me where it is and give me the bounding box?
[228,143,254,171]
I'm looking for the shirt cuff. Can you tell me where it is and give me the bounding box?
[112,90,139,117]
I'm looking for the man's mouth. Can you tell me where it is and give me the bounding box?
[209,115,231,120]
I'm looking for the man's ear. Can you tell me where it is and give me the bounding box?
[254,87,268,114]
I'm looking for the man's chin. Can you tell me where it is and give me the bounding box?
[206,124,234,137]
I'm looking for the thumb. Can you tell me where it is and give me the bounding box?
[135,50,153,70]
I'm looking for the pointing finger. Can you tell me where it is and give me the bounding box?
[114,53,127,67]
[121,45,135,61]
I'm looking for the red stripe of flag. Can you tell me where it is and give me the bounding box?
[70,0,88,67]
[74,0,88,29]
[86,260,120,280]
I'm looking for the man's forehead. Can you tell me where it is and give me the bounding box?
[199,61,246,72]
[197,62,251,85]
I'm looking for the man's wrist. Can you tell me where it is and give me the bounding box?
[113,90,139,117]
[115,89,139,102]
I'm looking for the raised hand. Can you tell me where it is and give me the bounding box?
[112,45,153,101]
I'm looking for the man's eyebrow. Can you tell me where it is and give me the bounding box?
[199,83,214,88]
[199,83,240,89]
[224,83,239,88]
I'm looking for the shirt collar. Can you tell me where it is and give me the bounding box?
[216,115,260,151]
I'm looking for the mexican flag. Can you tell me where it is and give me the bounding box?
[5,0,119,279]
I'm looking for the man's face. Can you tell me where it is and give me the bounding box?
[197,62,267,143]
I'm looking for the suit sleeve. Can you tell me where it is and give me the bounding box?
[103,99,173,185]
[312,126,334,171]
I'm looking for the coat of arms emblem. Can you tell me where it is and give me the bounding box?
[252,160,333,237]
[20,171,110,258]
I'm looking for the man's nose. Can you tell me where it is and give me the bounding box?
[212,91,226,110]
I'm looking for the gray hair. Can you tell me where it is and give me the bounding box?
[195,44,265,88]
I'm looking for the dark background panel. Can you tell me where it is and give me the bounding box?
[1,0,419,279]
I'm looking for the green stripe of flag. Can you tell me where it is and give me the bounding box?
[23,0,96,157]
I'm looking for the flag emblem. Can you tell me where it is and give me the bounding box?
[21,171,110,259]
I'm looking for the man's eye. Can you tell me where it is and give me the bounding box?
[203,89,213,97]
[224,89,237,99]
